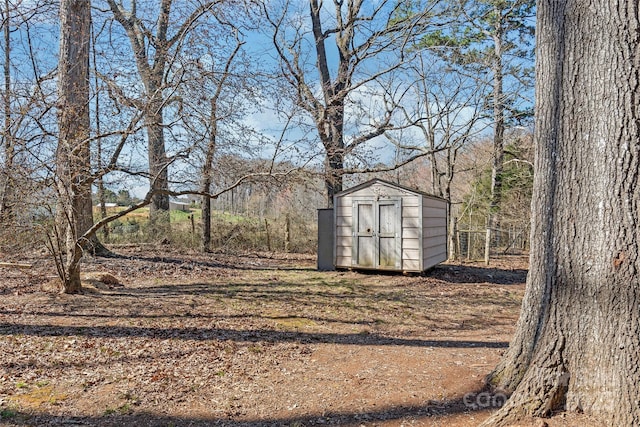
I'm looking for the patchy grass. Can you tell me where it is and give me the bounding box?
[9,385,68,409]
[2,250,597,427]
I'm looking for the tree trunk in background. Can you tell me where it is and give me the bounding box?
[56,0,92,293]
[325,148,344,208]
[197,33,241,252]
[265,0,414,208]
[310,0,345,208]
[201,98,217,253]
[484,1,640,425]
[145,98,170,234]
[106,0,179,235]
[92,20,109,243]
[484,13,505,266]
[0,0,13,223]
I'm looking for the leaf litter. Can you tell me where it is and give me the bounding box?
[0,249,600,426]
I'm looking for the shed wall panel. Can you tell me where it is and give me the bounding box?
[424,252,447,269]
[424,227,447,238]
[402,248,421,261]
[402,227,421,239]
[336,216,352,227]
[348,183,411,200]
[402,206,421,219]
[423,207,446,218]
[403,238,421,250]
[421,195,447,269]
[335,245,352,258]
[403,217,422,228]
[336,201,354,213]
[334,194,353,268]
[423,217,447,228]
[336,256,352,267]
[336,226,352,237]
[424,235,447,249]
[423,197,447,209]
[402,197,421,207]
[403,259,422,271]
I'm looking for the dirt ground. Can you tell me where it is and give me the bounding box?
[0,248,602,426]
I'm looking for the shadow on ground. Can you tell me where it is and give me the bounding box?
[0,322,508,349]
[428,265,527,285]
[0,391,499,426]
[102,251,316,272]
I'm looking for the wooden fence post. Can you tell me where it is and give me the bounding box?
[284,213,291,253]
[264,218,272,252]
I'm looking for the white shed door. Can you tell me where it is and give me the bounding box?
[352,199,401,269]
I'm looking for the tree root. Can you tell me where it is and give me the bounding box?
[480,365,569,426]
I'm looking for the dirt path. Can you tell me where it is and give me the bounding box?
[0,250,600,426]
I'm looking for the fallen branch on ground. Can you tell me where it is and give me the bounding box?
[0,262,33,269]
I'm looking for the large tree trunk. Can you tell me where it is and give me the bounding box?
[56,0,92,294]
[145,99,170,234]
[325,148,344,208]
[321,102,346,208]
[483,1,640,425]
[310,0,347,208]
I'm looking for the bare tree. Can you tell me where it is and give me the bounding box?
[0,2,59,255]
[482,1,640,425]
[387,51,487,258]
[0,0,14,222]
[412,61,486,259]
[261,0,435,207]
[421,0,534,263]
[103,0,221,233]
[189,30,245,253]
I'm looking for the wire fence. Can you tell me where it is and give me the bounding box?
[453,224,530,261]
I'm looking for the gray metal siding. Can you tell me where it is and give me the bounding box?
[422,195,448,269]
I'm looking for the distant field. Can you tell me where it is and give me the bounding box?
[93,206,203,223]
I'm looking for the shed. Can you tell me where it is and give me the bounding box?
[169,199,191,212]
[333,179,447,272]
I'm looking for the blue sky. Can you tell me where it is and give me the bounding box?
[3,0,534,199]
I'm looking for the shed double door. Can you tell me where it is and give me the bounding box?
[352,199,402,269]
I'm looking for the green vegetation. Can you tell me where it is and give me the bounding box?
[0,408,17,419]
[460,138,533,228]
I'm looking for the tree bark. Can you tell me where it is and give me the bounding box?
[483,1,640,425]
[56,0,92,294]
[145,97,170,232]
[325,147,344,208]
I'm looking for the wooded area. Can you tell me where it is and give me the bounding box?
[0,0,638,426]
[0,0,536,290]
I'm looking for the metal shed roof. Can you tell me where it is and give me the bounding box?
[334,178,446,203]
